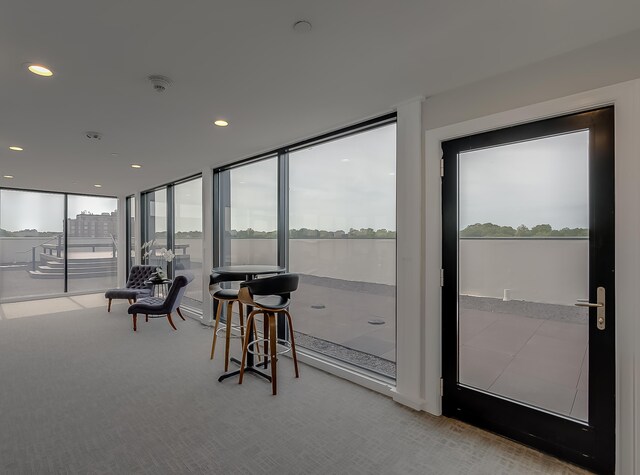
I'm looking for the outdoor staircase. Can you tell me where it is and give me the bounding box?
[28,253,117,279]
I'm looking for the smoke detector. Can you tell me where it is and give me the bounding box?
[148,75,172,93]
[85,131,103,140]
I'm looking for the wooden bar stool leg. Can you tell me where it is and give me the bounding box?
[282,310,299,378]
[224,301,233,371]
[238,302,245,339]
[108,299,112,312]
[268,313,278,395]
[132,313,137,331]
[263,314,269,369]
[239,312,256,385]
[210,298,223,360]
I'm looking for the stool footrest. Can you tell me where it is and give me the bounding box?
[215,323,246,339]
[247,338,292,357]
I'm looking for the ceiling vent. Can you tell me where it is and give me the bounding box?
[85,131,103,140]
[148,75,172,93]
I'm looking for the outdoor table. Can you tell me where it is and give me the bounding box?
[211,265,286,383]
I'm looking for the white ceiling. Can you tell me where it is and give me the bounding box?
[2,0,640,197]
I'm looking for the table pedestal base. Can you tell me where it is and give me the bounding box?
[217,357,272,383]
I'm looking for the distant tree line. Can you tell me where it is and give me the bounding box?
[0,228,59,237]
[460,223,588,238]
[225,228,397,239]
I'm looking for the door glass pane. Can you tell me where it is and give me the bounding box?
[143,189,168,269]
[66,195,118,293]
[221,158,278,265]
[0,189,65,301]
[289,124,397,379]
[174,178,202,309]
[458,130,589,421]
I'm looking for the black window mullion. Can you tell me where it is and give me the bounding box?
[166,185,175,278]
[63,194,68,293]
[277,151,289,271]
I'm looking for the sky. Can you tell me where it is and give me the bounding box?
[459,130,589,230]
[229,123,397,231]
[0,191,117,232]
[0,126,588,234]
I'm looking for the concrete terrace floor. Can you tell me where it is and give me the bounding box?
[459,300,589,421]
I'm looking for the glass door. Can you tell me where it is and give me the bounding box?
[441,107,615,474]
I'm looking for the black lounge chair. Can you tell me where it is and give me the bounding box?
[128,274,192,331]
[105,265,156,312]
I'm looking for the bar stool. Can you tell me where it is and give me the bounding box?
[209,272,258,371]
[238,273,299,395]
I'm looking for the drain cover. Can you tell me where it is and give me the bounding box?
[311,304,326,309]
[368,318,385,325]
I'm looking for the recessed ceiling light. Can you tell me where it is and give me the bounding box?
[214,120,229,127]
[111,153,119,157]
[94,184,102,188]
[341,158,350,162]
[27,64,53,77]
[131,164,142,169]
[9,146,23,151]
[389,172,396,176]
[3,175,14,179]
[293,20,312,33]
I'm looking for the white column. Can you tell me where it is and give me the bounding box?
[201,168,214,324]
[392,97,426,410]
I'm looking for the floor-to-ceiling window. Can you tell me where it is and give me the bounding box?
[66,195,118,293]
[174,177,203,308]
[141,176,203,312]
[217,157,278,266]
[0,189,66,301]
[142,188,168,264]
[126,195,136,275]
[289,123,397,378]
[213,115,397,380]
[0,188,118,303]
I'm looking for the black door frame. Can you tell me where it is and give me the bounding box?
[441,107,615,474]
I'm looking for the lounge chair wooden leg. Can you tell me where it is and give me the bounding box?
[145,314,149,322]
[268,313,278,395]
[108,299,112,312]
[239,313,256,385]
[224,302,233,371]
[166,313,177,331]
[132,313,137,331]
[176,307,185,320]
[127,298,133,305]
[283,310,299,378]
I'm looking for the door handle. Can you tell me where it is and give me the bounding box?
[575,286,605,330]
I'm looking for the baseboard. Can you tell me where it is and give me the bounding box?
[391,390,428,411]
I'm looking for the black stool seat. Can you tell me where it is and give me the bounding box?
[254,295,290,310]
[212,289,240,300]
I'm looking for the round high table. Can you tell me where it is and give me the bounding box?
[211,265,286,383]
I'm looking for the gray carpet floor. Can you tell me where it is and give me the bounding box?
[0,298,588,474]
